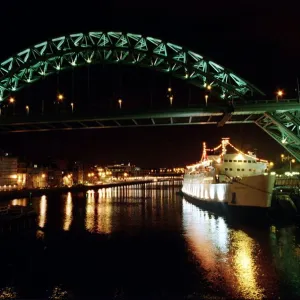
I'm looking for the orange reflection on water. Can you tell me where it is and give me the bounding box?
[96,188,112,234]
[11,198,27,206]
[231,230,264,299]
[39,195,47,228]
[85,190,95,232]
[63,192,73,231]
[182,200,265,299]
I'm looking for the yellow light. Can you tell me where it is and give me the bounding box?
[41,173,46,178]
[277,90,283,97]
[168,87,172,92]
[9,97,15,103]
[269,162,274,167]
[118,99,122,104]
[57,94,64,101]
[281,154,284,158]
[292,159,296,163]
[207,85,212,90]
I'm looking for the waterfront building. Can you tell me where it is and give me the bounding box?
[0,153,18,188]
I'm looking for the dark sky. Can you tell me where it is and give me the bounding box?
[0,0,299,167]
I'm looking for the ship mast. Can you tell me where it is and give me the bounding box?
[201,142,207,162]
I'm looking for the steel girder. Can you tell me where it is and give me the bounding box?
[0,32,265,101]
[255,110,300,161]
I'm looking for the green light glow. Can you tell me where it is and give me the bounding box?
[0,31,265,101]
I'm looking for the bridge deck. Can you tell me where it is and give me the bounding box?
[0,100,298,133]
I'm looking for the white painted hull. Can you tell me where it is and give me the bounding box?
[182,174,276,208]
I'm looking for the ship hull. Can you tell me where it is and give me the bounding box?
[181,174,276,222]
[180,191,270,223]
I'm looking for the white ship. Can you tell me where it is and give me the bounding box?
[181,138,276,216]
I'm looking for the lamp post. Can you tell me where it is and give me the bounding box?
[9,97,15,115]
[276,90,283,102]
[118,98,122,109]
[290,159,295,172]
[25,105,29,116]
[205,95,208,106]
[70,102,74,113]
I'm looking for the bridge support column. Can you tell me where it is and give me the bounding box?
[255,111,300,162]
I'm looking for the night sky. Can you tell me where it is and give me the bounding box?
[0,1,299,167]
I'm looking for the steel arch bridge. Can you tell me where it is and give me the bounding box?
[1,31,300,162]
[0,31,264,101]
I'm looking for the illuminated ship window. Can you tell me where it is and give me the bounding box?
[237,168,240,171]
[248,160,251,163]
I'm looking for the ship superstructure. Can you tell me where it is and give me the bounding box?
[182,138,275,210]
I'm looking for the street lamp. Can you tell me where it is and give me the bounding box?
[118,98,122,109]
[70,102,74,113]
[205,95,208,106]
[290,159,295,172]
[9,97,15,115]
[57,93,64,101]
[25,105,29,115]
[276,90,283,102]
[169,95,173,106]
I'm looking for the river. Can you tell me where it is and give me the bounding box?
[0,181,300,299]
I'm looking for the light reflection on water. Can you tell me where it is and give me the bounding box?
[39,195,47,228]
[182,199,266,299]
[4,183,300,299]
[63,192,73,231]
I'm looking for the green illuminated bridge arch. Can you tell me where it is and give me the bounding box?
[0,31,265,101]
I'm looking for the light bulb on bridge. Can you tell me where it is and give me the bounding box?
[118,98,122,109]
[57,94,64,101]
[9,97,15,103]
[277,90,283,97]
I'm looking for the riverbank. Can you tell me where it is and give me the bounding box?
[0,179,163,202]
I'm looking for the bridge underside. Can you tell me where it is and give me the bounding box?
[1,100,300,161]
[0,111,261,133]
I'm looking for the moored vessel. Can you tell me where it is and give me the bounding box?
[181,138,276,220]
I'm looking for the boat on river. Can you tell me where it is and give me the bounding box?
[181,138,276,219]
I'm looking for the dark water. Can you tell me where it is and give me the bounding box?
[1,182,300,299]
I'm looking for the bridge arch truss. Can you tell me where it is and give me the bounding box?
[0,31,264,101]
